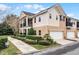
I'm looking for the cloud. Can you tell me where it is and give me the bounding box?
[67,13,75,17]
[0,4,11,11]
[33,4,46,10]
[24,4,33,9]
[67,13,79,19]
[24,4,47,11]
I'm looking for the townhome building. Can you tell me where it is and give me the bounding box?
[66,17,77,40]
[33,4,67,41]
[19,4,79,41]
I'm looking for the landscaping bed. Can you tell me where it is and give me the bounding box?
[11,35,60,50]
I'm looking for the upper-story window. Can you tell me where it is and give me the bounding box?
[34,17,36,23]
[39,17,41,22]
[60,15,64,21]
[49,14,52,19]
[63,16,66,21]
[20,24,22,27]
[23,19,26,26]
[56,16,58,20]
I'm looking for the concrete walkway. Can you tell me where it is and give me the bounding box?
[8,36,39,54]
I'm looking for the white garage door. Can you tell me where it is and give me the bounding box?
[67,32,75,39]
[77,32,79,38]
[50,32,63,41]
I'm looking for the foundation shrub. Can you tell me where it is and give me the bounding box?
[43,34,54,44]
[28,28,36,35]
[38,40,51,45]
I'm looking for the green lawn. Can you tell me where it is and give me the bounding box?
[31,44,60,50]
[12,36,60,50]
[0,35,8,39]
[0,42,21,55]
[0,35,21,55]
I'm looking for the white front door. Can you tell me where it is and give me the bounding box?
[50,32,64,41]
[67,32,75,39]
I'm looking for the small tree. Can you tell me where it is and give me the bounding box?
[43,34,53,44]
[28,28,36,35]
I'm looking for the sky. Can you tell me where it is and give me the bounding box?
[0,3,79,22]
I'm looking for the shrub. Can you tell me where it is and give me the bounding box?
[0,38,8,49]
[11,36,37,44]
[26,35,43,40]
[43,34,54,44]
[24,39,37,44]
[38,40,51,45]
[26,35,43,44]
[28,28,36,35]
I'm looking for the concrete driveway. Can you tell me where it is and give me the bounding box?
[63,47,79,55]
[55,39,75,45]
[8,37,39,54]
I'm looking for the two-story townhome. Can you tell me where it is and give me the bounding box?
[19,4,79,42]
[66,17,77,40]
[19,11,34,35]
[33,4,67,41]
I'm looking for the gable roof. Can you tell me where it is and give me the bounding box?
[34,4,66,17]
[22,11,35,16]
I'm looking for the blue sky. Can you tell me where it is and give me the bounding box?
[0,3,79,22]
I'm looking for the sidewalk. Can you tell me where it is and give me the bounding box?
[8,36,39,54]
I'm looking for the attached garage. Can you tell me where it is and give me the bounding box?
[77,32,79,38]
[50,32,64,41]
[67,32,75,39]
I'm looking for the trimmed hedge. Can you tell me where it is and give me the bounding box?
[12,35,54,45]
[11,36,37,44]
[0,38,8,49]
[38,40,51,45]
[26,35,43,40]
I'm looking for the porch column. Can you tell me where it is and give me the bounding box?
[26,17,28,27]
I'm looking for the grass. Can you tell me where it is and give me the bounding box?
[12,36,60,50]
[0,35,21,55]
[0,42,21,55]
[31,44,60,50]
[0,35,8,39]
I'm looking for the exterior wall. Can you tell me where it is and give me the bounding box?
[33,8,61,28]
[34,26,48,37]
[19,13,29,34]
[47,7,60,27]
[33,6,67,38]
[33,13,49,27]
[19,13,27,19]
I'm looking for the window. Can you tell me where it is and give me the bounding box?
[39,17,41,22]
[49,14,52,19]
[24,29,26,35]
[20,24,22,27]
[63,16,66,21]
[34,17,36,23]
[60,15,63,21]
[56,16,58,20]
[23,19,26,26]
[39,30,41,35]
